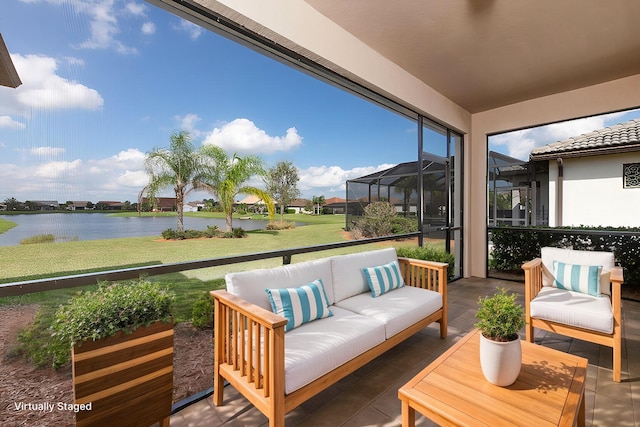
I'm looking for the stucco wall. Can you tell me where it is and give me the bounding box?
[547,154,640,227]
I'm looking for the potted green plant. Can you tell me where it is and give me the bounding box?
[53,279,175,427]
[475,287,525,386]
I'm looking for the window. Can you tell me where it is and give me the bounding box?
[623,163,640,189]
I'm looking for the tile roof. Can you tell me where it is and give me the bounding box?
[530,118,640,160]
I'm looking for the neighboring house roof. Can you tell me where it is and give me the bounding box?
[288,198,311,207]
[0,34,21,88]
[237,195,265,205]
[70,201,90,208]
[324,197,346,206]
[530,118,640,160]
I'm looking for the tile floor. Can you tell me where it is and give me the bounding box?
[170,277,640,426]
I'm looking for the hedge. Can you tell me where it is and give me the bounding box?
[489,226,640,285]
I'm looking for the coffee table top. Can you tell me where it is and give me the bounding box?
[398,329,588,427]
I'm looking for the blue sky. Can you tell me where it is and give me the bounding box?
[1,0,639,203]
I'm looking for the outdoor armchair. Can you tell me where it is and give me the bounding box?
[522,247,624,382]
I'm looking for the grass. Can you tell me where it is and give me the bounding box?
[20,233,56,245]
[0,212,442,367]
[0,218,18,233]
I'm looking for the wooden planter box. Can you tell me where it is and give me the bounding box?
[72,320,174,427]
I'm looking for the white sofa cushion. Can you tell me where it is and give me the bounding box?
[283,306,385,394]
[225,258,334,311]
[529,286,613,334]
[541,247,614,295]
[331,248,399,303]
[265,279,333,332]
[334,286,443,339]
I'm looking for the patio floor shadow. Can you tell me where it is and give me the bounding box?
[170,277,640,426]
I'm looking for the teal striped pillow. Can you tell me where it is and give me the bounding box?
[363,260,405,298]
[265,279,333,332]
[552,261,602,296]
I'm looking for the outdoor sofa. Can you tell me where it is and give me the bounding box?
[211,247,448,426]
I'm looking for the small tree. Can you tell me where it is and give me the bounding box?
[312,195,326,215]
[265,161,301,222]
[144,131,202,233]
[199,145,274,232]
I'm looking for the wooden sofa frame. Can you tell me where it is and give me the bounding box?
[211,257,448,426]
[522,257,624,382]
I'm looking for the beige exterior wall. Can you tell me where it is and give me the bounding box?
[180,1,640,278]
[546,153,640,228]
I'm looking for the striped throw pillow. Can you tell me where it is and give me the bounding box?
[552,261,602,297]
[363,260,405,298]
[265,279,333,332]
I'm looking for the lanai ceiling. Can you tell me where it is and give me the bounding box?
[304,0,640,113]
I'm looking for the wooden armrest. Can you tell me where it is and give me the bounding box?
[610,266,624,285]
[522,258,543,302]
[397,257,448,294]
[211,290,288,329]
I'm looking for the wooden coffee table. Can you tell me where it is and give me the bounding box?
[398,329,588,426]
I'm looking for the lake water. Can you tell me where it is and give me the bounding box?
[0,213,270,246]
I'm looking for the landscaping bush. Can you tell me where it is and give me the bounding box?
[396,245,456,278]
[20,234,56,245]
[266,221,295,230]
[191,292,214,329]
[353,201,397,238]
[391,216,419,234]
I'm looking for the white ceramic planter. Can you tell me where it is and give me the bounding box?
[479,333,522,386]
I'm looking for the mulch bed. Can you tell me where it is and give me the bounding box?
[0,304,213,427]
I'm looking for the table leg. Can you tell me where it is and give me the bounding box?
[401,400,415,427]
[578,390,585,427]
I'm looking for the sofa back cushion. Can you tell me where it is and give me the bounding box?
[225,258,334,311]
[331,248,399,303]
[541,247,614,296]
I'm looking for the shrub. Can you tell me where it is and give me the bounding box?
[266,221,295,230]
[204,225,220,237]
[191,292,214,329]
[396,245,456,278]
[16,309,69,369]
[20,234,56,245]
[53,280,174,348]
[391,217,419,234]
[353,201,397,238]
[475,288,524,341]
[161,228,185,240]
[232,227,246,238]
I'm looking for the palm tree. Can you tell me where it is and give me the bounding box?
[312,195,326,215]
[199,145,274,232]
[144,131,202,233]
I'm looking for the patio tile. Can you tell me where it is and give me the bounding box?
[171,277,640,426]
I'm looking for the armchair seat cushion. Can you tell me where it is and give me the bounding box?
[529,286,613,334]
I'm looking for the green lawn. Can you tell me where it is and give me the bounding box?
[0,213,422,323]
[0,218,17,234]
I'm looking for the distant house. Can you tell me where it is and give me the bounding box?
[287,198,312,214]
[68,201,91,211]
[184,201,204,212]
[236,195,267,213]
[530,118,640,227]
[97,201,124,210]
[30,200,59,211]
[323,197,346,214]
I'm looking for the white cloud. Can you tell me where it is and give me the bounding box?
[141,21,156,35]
[125,2,146,16]
[8,54,103,112]
[29,147,65,157]
[298,163,394,193]
[0,116,26,130]
[176,19,204,40]
[34,159,83,179]
[174,113,201,137]
[203,118,302,154]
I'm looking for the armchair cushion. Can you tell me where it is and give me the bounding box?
[529,286,613,334]
[552,261,602,297]
[541,247,614,296]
